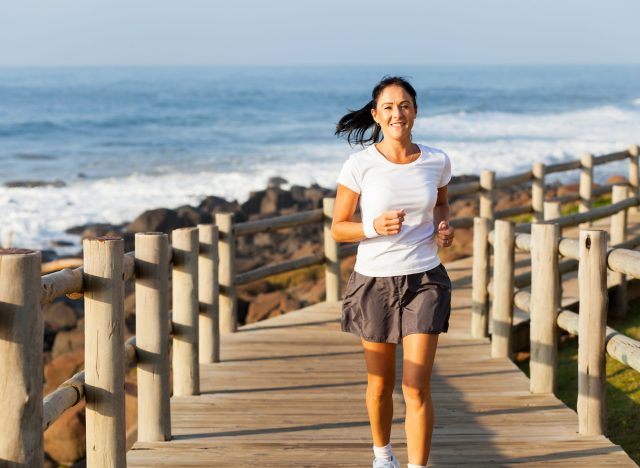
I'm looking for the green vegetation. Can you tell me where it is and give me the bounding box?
[516,298,640,464]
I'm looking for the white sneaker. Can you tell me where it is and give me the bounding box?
[372,454,400,468]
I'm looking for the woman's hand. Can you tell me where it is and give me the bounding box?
[373,209,405,235]
[437,220,455,247]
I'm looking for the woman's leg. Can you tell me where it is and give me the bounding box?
[361,338,397,447]
[402,333,439,466]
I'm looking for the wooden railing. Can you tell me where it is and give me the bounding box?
[475,182,640,437]
[0,144,638,466]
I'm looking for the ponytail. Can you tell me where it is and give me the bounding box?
[335,75,417,147]
[334,100,381,146]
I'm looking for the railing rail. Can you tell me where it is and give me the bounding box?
[481,180,640,438]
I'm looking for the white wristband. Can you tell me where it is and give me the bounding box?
[362,216,380,239]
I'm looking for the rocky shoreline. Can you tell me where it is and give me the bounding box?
[40,173,626,466]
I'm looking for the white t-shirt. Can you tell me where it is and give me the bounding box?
[336,143,452,277]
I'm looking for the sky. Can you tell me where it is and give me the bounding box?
[0,0,639,66]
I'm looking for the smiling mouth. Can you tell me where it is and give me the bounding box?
[390,122,406,127]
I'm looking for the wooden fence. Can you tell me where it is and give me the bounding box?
[0,145,638,466]
[474,181,640,436]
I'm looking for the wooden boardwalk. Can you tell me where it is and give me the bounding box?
[127,252,637,467]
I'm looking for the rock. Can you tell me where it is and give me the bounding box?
[176,204,206,225]
[267,176,288,189]
[245,290,287,323]
[241,190,266,216]
[289,280,325,305]
[4,179,66,188]
[65,222,123,237]
[44,401,86,466]
[260,188,295,214]
[43,300,78,333]
[44,350,84,396]
[126,208,188,234]
[52,322,84,359]
[197,196,246,222]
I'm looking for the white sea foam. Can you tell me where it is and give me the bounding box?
[2,106,639,255]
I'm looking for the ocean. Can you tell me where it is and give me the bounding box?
[1,65,639,255]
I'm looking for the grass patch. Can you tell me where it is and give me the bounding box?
[516,298,640,464]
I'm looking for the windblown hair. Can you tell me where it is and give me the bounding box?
[335,76,417,146]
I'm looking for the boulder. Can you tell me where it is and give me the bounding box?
[246,290,287,323]
[125,208,185,234]
[52,321,84,358]
[43,300,78,333]
[241,190,266,216]
[260,188,295,214]
[44,350,84,396]
[44,401,86,466]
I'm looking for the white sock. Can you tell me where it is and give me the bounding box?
[407,464,427,468]
[373,442,394,460]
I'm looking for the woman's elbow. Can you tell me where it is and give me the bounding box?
[330,222,342,242]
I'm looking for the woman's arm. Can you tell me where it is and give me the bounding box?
[331,184,367,243]
[331,184,405,242]
[434,185,455,247]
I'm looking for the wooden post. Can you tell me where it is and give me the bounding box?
[532,162,545,222]
[198,224,220,363]
[543,201,561,221]
[479,170,496,222]
[135,233,171,441]
[577,229,607,436]
[610,185,628,319]
[471,217,491,338]
[83,237,126,467]
[216,213,237,334]
[629,144,639,214]
[491,220,515,359]
[0,249,43,467]
[172,227,200,396]
[530,223,559,394]
[543,201,564,303]
[579,153,594,228]
[323,197,340,302]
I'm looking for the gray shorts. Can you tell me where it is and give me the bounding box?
[341,263,452,344]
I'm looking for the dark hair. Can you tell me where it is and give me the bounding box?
[335,76,417,146]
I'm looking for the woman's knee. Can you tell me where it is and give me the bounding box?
[367,376,395,401]
[401,380,431,404]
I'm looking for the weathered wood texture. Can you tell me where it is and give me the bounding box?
[577,230,608,437]
[491,220,515,359]
[198,224,220,364]
[83,237,126,467]
[127,255,636,467]
[216,213,237,334]
[172,227,200,397]
[530,223,560,394]
[135,232,172,441]
[0,249,43,467]
[323,197,340,302]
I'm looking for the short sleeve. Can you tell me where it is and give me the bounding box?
[336,156,362,193]
[438,152,452,188]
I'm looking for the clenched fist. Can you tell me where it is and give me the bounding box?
[437,220,455,248]
[373,209,405,236]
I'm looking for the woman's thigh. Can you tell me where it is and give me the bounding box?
[361,338,397,386]
[401,333,439,390]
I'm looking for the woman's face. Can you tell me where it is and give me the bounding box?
[371,84,417,143]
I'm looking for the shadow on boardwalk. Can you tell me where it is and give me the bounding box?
[127,256,636,467]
